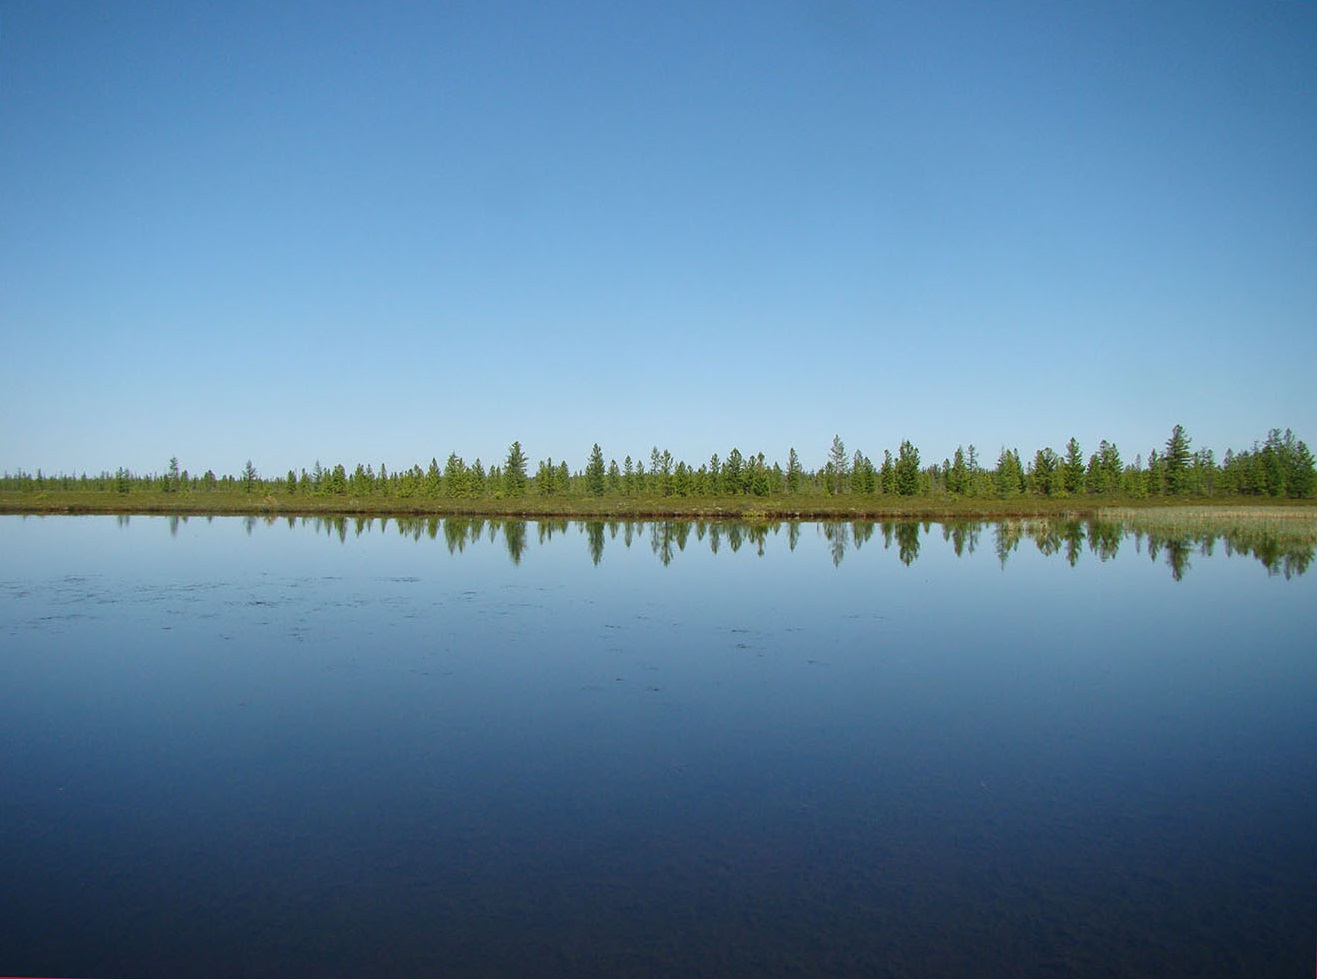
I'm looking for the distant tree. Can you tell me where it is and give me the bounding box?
[1061,438,1085,494]
[1193,448,1216,496]
[749,453,772,496]
[879,450,895,494]
[723,448,744,494]
[657,448,674,496]
[852,450,876,494]
[584,443,606,496]
[828,435,848,494]
[503,441,528,497]
[947,446,968,495]
[242,459,259,493]
[1291,437,1316,498]
[443,454,467,497]
[166,456,181,493]
[1164,425,1192,495]
[994,448,1025,497]
[894,440,920,496]
[672,461,692,497]
[606,459,621,495]
[1029,447,1059,495]
[786,447,802,494]
[286,469,297,494]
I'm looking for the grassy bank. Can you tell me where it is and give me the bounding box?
[3,489,1316,522]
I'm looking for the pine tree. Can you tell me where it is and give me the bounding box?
[724,448,744,494]
[786,448,802,494]
[1291,438,1315,498]
[828,435,848,494]
[1164,425,1191,495]
[584,443,606,496]
[948,446,968,495]
[503,441,528,497]
[894,440,920,496]
[995,448,1024,498]
[1029,447,1059,495]
[1061,437,1085,494]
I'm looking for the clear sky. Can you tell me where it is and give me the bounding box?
[2,1,1314,477]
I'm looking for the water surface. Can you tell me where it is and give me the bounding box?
[1,515,1313,977]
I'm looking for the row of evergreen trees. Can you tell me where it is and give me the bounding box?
[3,426,1313,500]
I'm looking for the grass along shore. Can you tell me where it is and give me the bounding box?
[3,488,1316,522]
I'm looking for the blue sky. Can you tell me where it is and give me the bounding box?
[2,1,1314,477]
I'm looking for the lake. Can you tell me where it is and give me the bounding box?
[1,514,1314,977]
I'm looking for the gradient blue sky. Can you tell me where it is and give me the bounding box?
[2,1,1314,477]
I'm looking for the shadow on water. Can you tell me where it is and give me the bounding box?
[213,512,1317,580]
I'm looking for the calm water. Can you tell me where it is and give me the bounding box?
[1,514,1314,978]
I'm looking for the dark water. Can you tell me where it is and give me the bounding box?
[1,515,1313,978]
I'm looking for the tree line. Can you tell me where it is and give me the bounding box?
[2,425,1313,500]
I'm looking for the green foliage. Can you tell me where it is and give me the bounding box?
[995,448,1024,498]
[828,435,848,495]
[1061,438,1084,494]
[503,441,528,497]
[786,448,802,494]
[894,440,920,497]
[947,446,968,495]
[1164,425,1192,495]
[584,443,606,497]
[1029,447,1059,496]
[7,426,1315,516]
[723,448,744,495]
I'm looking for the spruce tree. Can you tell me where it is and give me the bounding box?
[786,448,802,494]
[828,435,848,494]
[585,443,606,496]
[894,440,920,496]
[503,441,528,497]
[1164,425,1192,495]
[1062,438,1085,494]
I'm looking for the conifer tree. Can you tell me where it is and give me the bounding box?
[786,448,802,494]
[585,443,606,496]
[1164,425,1192,495]
[828,435,848,494]
[1062,437,1085,494]
[503,441,528,497]
[894,440,920,496]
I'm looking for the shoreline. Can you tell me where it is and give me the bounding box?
[3,495,1315,522]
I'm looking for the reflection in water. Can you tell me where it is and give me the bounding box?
[216,513,1317,580]
[6,512,1313,978]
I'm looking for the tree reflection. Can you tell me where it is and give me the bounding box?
[585,521,605,566]
[503,520,527,565]
[894,522,921,566]
[821,522,848,567]
[278,513,1313,580]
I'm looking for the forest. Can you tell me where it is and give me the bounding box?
[2,425,1313,514]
